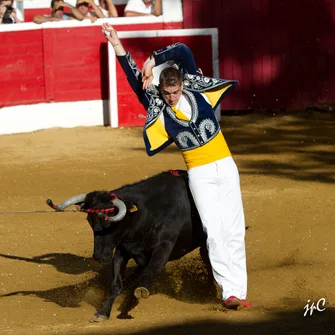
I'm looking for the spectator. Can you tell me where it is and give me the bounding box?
[13,0,24,21]
[0,0,23,23]
[124,0,161,17]
[33,0,84,24]
[76,0,104,22]
[97,0,118,18]
[12,0,23,21]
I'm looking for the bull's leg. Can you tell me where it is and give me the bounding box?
[117,266,144,318]
[90,248,129,323]
[134,240,175,299]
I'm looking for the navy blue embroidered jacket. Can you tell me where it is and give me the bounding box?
[116,43,238,156]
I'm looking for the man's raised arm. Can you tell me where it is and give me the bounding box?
[151,43,197,75]
[102,23,150,108]
[61,1,85,20]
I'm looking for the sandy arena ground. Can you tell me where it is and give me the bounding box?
[0,111,334,335]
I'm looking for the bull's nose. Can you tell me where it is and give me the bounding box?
[100,256,111,264]
[92,254,104,264]
[93,254,111,264]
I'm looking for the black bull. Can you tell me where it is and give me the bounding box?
[48,170,214,322]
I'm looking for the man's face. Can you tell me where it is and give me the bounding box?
[52,0,64,18]
[77,2,89,15]
[160,83,184,107]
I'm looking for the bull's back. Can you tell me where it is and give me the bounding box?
[114,171,189,207]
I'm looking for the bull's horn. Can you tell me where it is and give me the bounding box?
[46,193,87,211]
[102,199,127,222]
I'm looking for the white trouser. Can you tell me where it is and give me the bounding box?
[188,156,247,301]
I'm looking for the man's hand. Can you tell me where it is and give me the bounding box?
[0,5,7,15]
[141,57,155,90]
[88,15,97,23]
[102,24,126,56]
[102,23,120,45]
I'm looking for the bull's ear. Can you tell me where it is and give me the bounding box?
[123,201,138,213]
[128,204,138,213]
[77,203,86,210]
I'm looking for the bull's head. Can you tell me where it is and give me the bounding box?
[46,192,128,264]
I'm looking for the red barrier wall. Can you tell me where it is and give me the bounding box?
[183,0,335,109]
[0,23,170,108]
[3,0,332,114]
[0,26,108,107]
[0,29,45,106]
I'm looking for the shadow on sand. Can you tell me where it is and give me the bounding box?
[131,110,335,183]
[85,308,334,335]
[0,252,218,316]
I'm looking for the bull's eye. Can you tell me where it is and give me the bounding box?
[101,221,112,228]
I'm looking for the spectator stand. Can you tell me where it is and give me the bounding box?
[19,0,181,25]
[0,0,221,135]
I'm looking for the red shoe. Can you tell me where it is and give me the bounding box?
[225,296,253,310]
[241,299,253,308]
[225,296,242,310]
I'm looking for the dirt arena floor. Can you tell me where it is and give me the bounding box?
[0,110,334,335]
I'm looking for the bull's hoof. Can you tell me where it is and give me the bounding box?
[134,287,150,299]
[117,313,134,319]
[89,313,109,323]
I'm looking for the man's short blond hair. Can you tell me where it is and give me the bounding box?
[159,67,183,88]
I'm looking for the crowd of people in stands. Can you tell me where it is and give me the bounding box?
[0,0,162,24]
